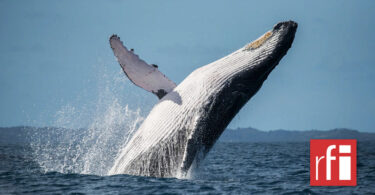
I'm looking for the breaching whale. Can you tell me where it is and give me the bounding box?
[108,21,297,177]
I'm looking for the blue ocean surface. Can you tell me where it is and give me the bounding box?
[1,142,374,194]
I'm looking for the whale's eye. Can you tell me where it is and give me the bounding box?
[245,31,273,50]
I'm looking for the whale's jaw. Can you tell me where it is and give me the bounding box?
[109,21,297,178]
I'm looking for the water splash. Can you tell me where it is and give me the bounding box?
[30,101,144,176]
[29,62,149,176]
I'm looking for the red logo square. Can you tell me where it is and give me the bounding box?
[310,139,357,186]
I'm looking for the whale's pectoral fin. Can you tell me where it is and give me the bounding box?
[110,35,177,99]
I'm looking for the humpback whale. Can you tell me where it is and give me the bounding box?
[108,21,297,177]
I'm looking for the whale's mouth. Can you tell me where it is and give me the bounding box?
[271,21,298,52]
[245,21,297,52]
[272,21,298,47]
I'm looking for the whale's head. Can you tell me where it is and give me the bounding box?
[220,21,298,101]
[193,21,298,152]
[240,21,298,85]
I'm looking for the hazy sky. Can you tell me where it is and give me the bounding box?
[1,0,374,132]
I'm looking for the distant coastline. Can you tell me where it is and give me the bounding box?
[1,126,375,144]
[220,127,375,142]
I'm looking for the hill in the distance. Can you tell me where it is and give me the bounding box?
[1,126,375,144]
[219,127,375,142]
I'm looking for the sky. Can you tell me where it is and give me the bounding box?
[0,0,374,132]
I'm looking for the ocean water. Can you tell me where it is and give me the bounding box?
[1,142,374,194]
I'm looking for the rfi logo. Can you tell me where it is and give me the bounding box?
[310,139,357,186]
